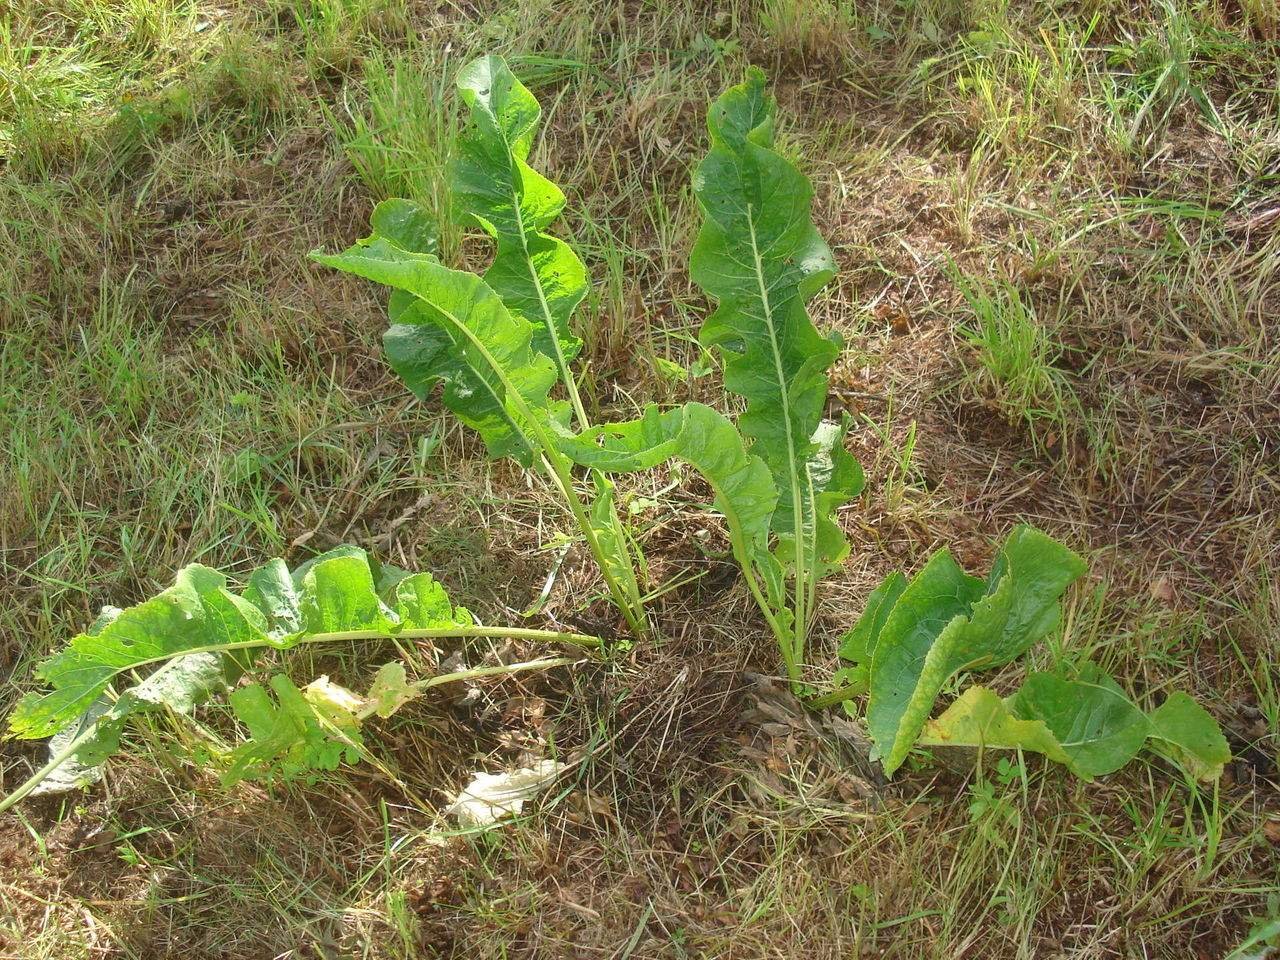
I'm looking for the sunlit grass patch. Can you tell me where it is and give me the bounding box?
[950,269,1079,455]
[329,46,460,256]
[0,0,224,173]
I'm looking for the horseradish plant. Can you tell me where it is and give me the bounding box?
[552,71,1227,780]
[321,64,860,684]
[1,59,1228,810]
[823,527,1229,779]
[561,67,862,685]
[318,59,857,665]
[0,547,598,813]
[317,56,649,638]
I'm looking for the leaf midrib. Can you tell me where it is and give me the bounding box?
[25,623,601,729]
[397,313,530,461]
[745,207,816,656]
[506,166,589,431]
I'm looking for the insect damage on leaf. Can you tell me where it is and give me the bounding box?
[225,674,365,786]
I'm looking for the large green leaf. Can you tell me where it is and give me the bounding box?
[10,566,266,741]
[6,547,473,791]
[450,55,586,387]
[559,402,786,615]
[863,550,985,771]
[370,197,439,257]
[1006,665,1149,778]
[690,68,858,587]
[856,526,1086,776]
[363,197,535,458]
[838,572,906,665]
[919,664,1229,781]
[446,56,649,633]
[834,571,906,695]
[916,686,1072,768]
[355,200,536,461]
[314,236,563,466]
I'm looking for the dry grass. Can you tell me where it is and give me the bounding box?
[1,0,1277,957]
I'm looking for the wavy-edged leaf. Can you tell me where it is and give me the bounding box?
[227,654,581,786]
[10,566,266,741]
[451,55,586,381]
[1147,691,1232,780]
[838,572,907,665]
[864,550,984,771]
[920,665,1229,781]
[833,571,906,700]
[314,236,563,466]
[360,198,528,461]
[447,56,648,632]
[225,674,364,785]
[863,526,1086,776]
[559,402,786,613]
[371,197,439,256]
[690,68,856,583]
[7,548,473,791]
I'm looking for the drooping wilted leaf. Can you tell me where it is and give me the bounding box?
[856,526,1086,776]
[364,661,418,719]
[916,686,1071,768]
[919,664,1229,781]
[7,547,473,793]
[28,700,118,797]
[1004,665,1150,779]
[559,402,786,617]
[9,565,265,741]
